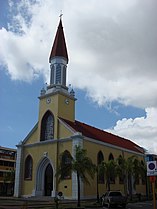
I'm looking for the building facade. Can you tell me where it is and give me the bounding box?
[0,146,16,196]
[14,19,146,199]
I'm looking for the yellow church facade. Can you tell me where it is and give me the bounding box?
[14,19,146,199]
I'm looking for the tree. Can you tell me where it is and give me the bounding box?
[138,161,147,198]
[127,156,136,198]
[96,151,105,202]
[116,155,143,199]
[99,159,117,191]
[95,164,104,202]
[57,145,95,207]
[116,155,128,195]
[3,170,15,195]
[138,160,147,185]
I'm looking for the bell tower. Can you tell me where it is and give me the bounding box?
[49,19,68,89]
[38,18,76,133]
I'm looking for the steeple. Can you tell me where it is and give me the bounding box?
[48,18,69,92]
[40,17,76,103]
[49,19,68,63]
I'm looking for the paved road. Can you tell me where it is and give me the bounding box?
[0,199,155,209]
[102,201,154,209]
[127,201,154,209]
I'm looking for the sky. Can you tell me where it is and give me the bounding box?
[0,0,157,154]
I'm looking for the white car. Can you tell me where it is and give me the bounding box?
[101,191,127,208]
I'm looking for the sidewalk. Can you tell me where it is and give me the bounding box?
[0,196,54,209]
[0,197,98,209]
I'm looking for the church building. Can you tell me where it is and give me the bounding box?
[14,18,146,199]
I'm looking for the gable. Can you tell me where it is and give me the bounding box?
[23,123,38,145]
[58,118,76,139]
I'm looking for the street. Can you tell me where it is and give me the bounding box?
[127,201,154,209]
[0,199,156,209]
[102,201,154,209]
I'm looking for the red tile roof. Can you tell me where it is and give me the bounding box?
[49,19,68,63]
[61,118,144,154]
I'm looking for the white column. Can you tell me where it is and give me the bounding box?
[72,135,84,199]
[14,142,23,197]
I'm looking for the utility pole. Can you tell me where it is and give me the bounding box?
[147,161,157,209]
[150,176,156,209]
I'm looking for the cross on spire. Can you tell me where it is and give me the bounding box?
[49,15,68,63]
[59,11,63,19]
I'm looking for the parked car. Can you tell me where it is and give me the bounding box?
[101,190,127,208]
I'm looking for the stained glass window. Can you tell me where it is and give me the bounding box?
[40,112,54,141]
[44,115,54,140]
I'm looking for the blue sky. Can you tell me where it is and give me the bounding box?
[0,0,157,154]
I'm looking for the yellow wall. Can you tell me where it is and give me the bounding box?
[58,121,73,139]
[24,125,38,145]
[57,140,73,197]
[21,142,58,195]
[58,180,72,199]
[21,90,75,196]
[38,93,75,141]
[83,139,146,197]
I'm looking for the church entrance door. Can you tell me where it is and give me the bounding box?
[44,163,53,196]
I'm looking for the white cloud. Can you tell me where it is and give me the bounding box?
[105,107,157,154]
[1,0,156,109]
[0,0,56,81]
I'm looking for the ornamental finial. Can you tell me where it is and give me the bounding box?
[59,11,63,19]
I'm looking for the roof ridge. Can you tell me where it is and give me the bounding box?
[60,117,144,154]
[75,119,131,141]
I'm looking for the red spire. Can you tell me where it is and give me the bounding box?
[49,19,68,63]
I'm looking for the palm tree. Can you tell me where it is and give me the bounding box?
[139,161,147,198]
[95,164,103,202]
[57,145,95,207]
[99,160,117,191]
[116,155,142,199]
[138,160,147,185]
[127,156,136,199]
[116,155,128,195]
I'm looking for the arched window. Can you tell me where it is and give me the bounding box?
[50,64,55,84]
[62,66,66,86]
[56,64,61,84]
[97,151,104,183]
[61,150,72,180]
[108,153,114,161]
[118,155,124,184]
[108,153,115,184]
[24,155,33,180]
[40,111,54,141]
